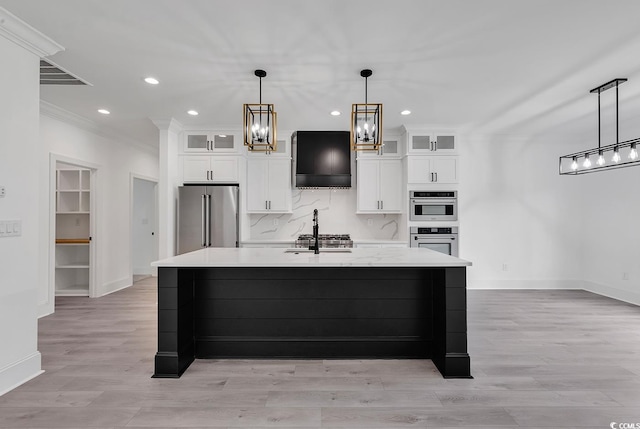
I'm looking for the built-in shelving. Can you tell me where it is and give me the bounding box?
[55,167,91,296]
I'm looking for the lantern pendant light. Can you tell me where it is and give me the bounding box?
[351,69,383,151]
[243,69,277,152]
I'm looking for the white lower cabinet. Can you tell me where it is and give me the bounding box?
[355,242,408,248]
[357,159,403,213]
[246,158,292,213]
[407,156,458,184]
[182,156,239,183]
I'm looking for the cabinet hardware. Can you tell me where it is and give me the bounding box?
[206,170,209,181]
[434,141,437,151]
[435,172,438,182]
[269,200,271,209]
[265,200,268,210]
[381,200,384,210]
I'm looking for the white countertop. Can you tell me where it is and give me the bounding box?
[152,247,472,268]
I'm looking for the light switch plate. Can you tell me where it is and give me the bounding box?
[0,220,21,237]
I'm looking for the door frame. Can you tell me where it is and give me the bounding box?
[129,173,159,280]
[48,153,100,311]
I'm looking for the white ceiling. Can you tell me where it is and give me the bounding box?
[3,0,640,146]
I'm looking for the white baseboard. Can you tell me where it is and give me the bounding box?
[0,352,43,396]
[97,276,132,297]
[583,281,640,306]
[468,279,583,290]
[37,301,54,319]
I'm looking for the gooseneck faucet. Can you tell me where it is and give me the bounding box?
[309,209,319,254]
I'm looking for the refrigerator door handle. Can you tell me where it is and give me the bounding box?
[205,194,211,247]
[201,194,207,247]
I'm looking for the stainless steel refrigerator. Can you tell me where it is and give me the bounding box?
[177,185,239,255]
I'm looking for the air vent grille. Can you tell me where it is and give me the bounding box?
[40,59,90,86]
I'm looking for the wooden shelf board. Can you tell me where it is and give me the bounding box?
[56,238,90,244]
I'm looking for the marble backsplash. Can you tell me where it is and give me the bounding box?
[249,189,401,240]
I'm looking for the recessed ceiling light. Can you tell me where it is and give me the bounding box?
[330,110,341,116]
[401,110,411,115]
[144,77,159,85]
[97,109,110,115]
[187,110,199,116]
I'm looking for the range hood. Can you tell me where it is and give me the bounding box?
[292,131,353,188]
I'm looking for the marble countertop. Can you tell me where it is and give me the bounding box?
[152,247,471,268]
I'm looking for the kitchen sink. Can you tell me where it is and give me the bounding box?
[284,248,352,254]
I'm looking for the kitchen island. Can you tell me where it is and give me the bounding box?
[151,247,472,379]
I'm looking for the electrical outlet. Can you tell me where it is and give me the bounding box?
[623,272,629,280]
[273,218,279,226]
[367,218,373,226]
[0,186,5,197]
[502,263,508,271]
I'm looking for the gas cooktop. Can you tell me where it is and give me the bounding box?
[295,234,353,248]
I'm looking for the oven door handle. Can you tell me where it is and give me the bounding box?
[411,199,457,204]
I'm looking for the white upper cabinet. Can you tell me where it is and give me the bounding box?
[356,136,403,159]
[407,156,458,184]
[357,159,403,213]
[183,132,239,153]
[182,156,239,183]
[408,131,457,154]
[246,133,291,157]
[246,158,292,213]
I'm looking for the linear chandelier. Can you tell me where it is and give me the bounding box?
[351,69,383,151]
[243,69,277,152]
[559,78,640,175]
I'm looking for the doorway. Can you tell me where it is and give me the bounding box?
[131,175,158,281]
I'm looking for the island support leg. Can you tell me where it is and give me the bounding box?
[432,267,472,378]
[153,267,195,378]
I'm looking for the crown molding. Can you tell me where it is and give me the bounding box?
[40,101,158,156]
[0,7,63,57]
[150,117,183,134]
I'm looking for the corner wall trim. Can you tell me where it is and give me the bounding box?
[0,352,43,396]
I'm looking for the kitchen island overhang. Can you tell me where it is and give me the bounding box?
[151,247,472,379]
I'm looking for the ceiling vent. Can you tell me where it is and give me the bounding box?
[40,59,91,86]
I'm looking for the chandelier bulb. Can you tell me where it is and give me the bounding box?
[597,151,605,166]
[629,143,638,160]
[571,156,578,171]
[612,147,621,163]
[583,155,591,168]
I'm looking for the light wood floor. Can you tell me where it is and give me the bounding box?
[1,277,639,428]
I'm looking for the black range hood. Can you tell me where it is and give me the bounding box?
[292,131,352,188]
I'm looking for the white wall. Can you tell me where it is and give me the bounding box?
[0,32,44,396]
[132,178,157,275]
[38,112,159,315]
[458,134,584,290]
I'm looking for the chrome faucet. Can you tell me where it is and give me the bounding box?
[309,209,319,254]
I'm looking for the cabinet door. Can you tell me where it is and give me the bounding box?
[183,156,211,182]
[379,160,402,212]
[246,159,269,212]
[431,157,458,183]
[357,160,380,212]
[184,133,210,152]
[407,157,431,184]
[433,133,456,153]
[210,157,239,182]
[267,159,292,212]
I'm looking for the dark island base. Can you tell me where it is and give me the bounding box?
[153,266,471,379]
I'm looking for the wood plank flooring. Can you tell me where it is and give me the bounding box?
[0,277,639,427]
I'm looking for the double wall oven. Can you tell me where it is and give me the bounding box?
[409,191,459,257]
